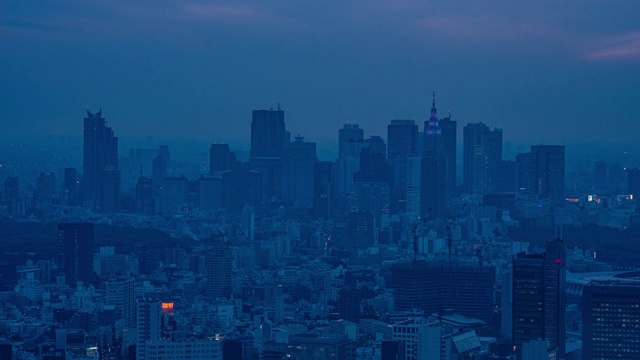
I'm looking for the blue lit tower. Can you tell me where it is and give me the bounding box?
[421,92,448,219]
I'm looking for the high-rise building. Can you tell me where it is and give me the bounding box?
[105,277,135,328]
[496,160,517,193]
[463,122,503,195]
[346,211,374,249]
[57,223,94,287]
[63,168,79,206]
[387,120,418,160]
[198,177,222,212]
[530,145,565,206]
[392,318,441,360]
[136,299,161,360]
[221,167,262,214]
[36,172,55,205]
[210,143,235,175]
[440,115,457,193]
[512,239,566,357]
[282,135,317,206]
[161,177,187,216]
[583,280,640,359]
[421,92,448,219]
[135,177,154,214]
[337,124,367,195]
[313,161,335,218]
[250,107,286,158]
[593,160,608,190]
[391,261,496,325]
[152,145,170,195]
[627,168,640,198]
[83,109,119,210]
[516,152,533,192]
[205,245,232,299]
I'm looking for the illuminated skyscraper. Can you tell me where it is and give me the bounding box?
[421,92,447,219]
[83,109,120,211]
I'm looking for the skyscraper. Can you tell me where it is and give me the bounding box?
[36,172,55,205]
[152,145,170,195]
[57,223,94,287]
[512,239,566,357]
[135,177,154,214]
[210,143,235,175]
[463,122,503,195]
[105,277,135,328]
[250,107,286,158]
[83,109,119,211]
[136,299,161,360]
[337,124,367,195]
[387,120,418,160]
[421,92,448,219]
[530,145,565,206]
[440,115,457,193]
[205,245,232,299]
[583,280,640,359]
[282,135,317,206]
[313,161,335,218]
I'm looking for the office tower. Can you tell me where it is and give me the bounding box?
[339,123,364,159]
[512,239,566,357]
[313,161,335,218]
[135,177,154,214]
[83,109,119,210]
[530,145,565,206]
[440,115,457,192]
[593,160,608,190]
[392,318,441,360]
[463,122,503,195]
[628,168,640,198]
[152,145,169,195]
[338,286,364,323]
[282,135,317,206]
[249,158,282,203]
[210,143,235,175]
[391,262,496,325]
[388,120,418,160]
[221,167,262,214]
[337,124,368,194]
[346,211,374,249]
[36,172,55,205]
[205,245,232,299]
[496,160,517,193]
[136,299,161,360]
[198,177,222,212]
[516,152,533,192]
[105,277,135,328]
[421,92,448,219]
[354,147,390,183]
[251,107,286,158]
[57,223,94,287]
[405,156,422,219]
[63,168,79,206]
[161,177,187,216]
[583,280,640,359]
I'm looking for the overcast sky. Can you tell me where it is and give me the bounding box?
[2,1,640,150]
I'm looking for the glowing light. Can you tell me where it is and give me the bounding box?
[161,302,174,313]
[555,259,563,264]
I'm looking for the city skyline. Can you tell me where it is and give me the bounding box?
[2,1,640,145]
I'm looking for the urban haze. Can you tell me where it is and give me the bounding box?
[1,1,640,360]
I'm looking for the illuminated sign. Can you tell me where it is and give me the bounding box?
[161,302,174,313]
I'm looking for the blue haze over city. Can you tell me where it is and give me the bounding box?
[1,1,640,359]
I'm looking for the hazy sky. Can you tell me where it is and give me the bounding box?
[2,1,640,149]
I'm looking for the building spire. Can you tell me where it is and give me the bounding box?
[432,91,436,109]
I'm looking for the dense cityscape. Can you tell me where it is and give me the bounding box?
[0,92,639,360]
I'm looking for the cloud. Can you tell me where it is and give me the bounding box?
[585,31,640,60]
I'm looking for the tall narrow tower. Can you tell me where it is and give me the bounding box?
[83,109,119,211]
[421,92,447,219]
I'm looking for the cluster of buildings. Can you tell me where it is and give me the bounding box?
[0,96,639,359]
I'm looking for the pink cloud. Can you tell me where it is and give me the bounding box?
[585,31,640,60]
